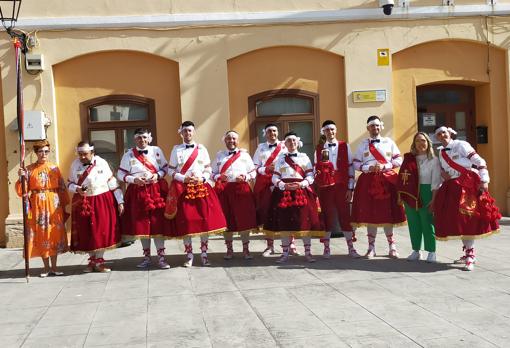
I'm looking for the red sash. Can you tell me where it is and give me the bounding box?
[76,161,96,217]
[165,145,200,219]
[440,149,479,191]
[284,155,306,178]
[215,151,242,194]
[77,161,96,186]
[220,151,242,174]
[396,153,421,209]
[264,143,283,168]
[368,141,388,165]
[133,148,159,174]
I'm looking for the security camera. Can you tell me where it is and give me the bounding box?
[379,0,395,16]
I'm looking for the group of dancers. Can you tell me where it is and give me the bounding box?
[16,116,500,276]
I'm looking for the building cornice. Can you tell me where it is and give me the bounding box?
[9,5,510,31]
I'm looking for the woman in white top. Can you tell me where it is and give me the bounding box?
[397,132,441,263]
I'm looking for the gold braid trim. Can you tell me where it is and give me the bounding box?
[71,241,125,254]
[435,229,500,241]
[261,229,325,239]
[351,221,408,228]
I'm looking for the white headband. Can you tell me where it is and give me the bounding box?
[134,132,153,144]
[367,119,384,129]
[222,131,239,142]
[262,126,278,137]
[284,135,303,148]
[434,126,457,137]
[178,125,195,135]
[76,145,94,153]
[320,124,336,135]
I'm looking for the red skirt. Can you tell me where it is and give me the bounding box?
[264,180,323,238]
[351,172,406,227]
[122,180,174,238]
[170,182,226,238]
[318,183,353,232]
[253,174,273,226]
[434,178,500,240]
[71,191,120,252]
[217,182,257,233]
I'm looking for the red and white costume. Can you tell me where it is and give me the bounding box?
[264,150,323,262]
[252,141,287,225]
[352,136,405,257]
[117,146,171,238]
[212,148,257,259]
[435,139,500,241]
[314,140,359,257]
[68,155,122,256]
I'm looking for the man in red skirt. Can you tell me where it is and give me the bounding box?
[167,121,227,267]
[212,130,257,260]
[314,120,360,259]
[434,126,500,271]
[69,141,124,272]
[352,116,406,258]
[118,128,172,269]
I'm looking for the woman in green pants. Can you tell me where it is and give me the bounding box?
[397,132,441,263]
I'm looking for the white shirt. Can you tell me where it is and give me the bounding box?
[252,141,287,175]
[117,146,167,184]
[168,142,212,182]
[272,152,314,190]
[438,139,489,183]
[415,154,442,191]
[212,149,256,182]
[353,137,403,172]
[314,140,355,190]
[68,155,124,204]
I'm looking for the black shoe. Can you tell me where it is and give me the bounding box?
[119,241,135,248]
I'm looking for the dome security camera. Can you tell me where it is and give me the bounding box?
[379,0,395,16]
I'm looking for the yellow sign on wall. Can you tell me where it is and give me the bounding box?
[377,48,390,66]
[352,90,386,103]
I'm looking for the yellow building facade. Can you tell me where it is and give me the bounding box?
[1,0,510,246]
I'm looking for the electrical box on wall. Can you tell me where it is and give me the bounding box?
[24,111,47,140]
[25,53,44,72]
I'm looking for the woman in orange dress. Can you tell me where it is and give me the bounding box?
[16,140,69,277]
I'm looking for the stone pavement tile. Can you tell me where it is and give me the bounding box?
[330,319,400,339]
[277,334,350,347]
[189,267,238,295]
[462,292,510,317]
[83,323,147,347]
[327,279,409,307]
[0,322,37,337]
[147,294,210,345]
[91,297,147,326]
[341,332,422,347]
[372,276,447,299]
[27,323,90,338]
[22,334,87,348]
[197,291,276,347]
[466,320,510,347]
[102,279,148,301]
[224,265,322,291]
[422,334,499,348]
[148,267,193,298]
[369,302,447,328]
[0,306,47,326]
[0,283,63,309]
[3,334,27,348]
[52,281,107,305]
[243,288,333,341]
[37,302,100,327]
[396,322,470,342]
[287,284,376,323]
[148,337,211,348]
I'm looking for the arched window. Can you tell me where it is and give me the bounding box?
[80,95,156,168]
[249,89,319,159]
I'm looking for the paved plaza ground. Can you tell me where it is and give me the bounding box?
[1,221,510,348]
